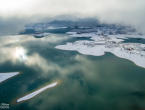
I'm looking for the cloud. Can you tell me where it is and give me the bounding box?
[0,0,145,33]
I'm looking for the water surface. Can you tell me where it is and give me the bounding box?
[0,31,145,110]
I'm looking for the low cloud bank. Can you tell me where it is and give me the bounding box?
[0,0,145,34]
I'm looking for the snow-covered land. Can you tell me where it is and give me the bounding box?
[17,82,57,102]
[55,32,145,68]
[24,20,100,30]
[0,72,19,83]
[46,26,67,29]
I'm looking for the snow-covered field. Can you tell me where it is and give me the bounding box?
[47,26,67,29]
[17,82,57,102]
[25,26,67,30]
[55,32,145,68]
[0,72,19,83]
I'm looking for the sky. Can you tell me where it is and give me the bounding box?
[0,0,145,34]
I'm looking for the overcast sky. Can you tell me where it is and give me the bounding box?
[0,0,145,34]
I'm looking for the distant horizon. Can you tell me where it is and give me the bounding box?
[0,0,145,34]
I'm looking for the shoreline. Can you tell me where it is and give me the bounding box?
[55,33,145,68]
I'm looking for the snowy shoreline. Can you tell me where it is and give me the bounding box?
[55,32,145,68]
[0,72,19,83]
[17,82,57,102]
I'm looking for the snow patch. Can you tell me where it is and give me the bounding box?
[55,40,145,68]
[0,72,19,83]
[17,82,57,102]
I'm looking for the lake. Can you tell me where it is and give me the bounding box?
[0,29,145,110]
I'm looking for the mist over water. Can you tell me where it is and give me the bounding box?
[0,0,145,34]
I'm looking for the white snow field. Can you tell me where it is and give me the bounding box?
[0,72,19,83]
[56,41,145,68]
[56,32,145,68]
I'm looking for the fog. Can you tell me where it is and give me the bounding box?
[0,0,145,34]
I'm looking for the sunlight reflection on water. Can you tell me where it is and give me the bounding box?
[15,47,27,61]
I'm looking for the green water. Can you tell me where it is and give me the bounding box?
[0,32,145,110]
[123,38,145,44]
